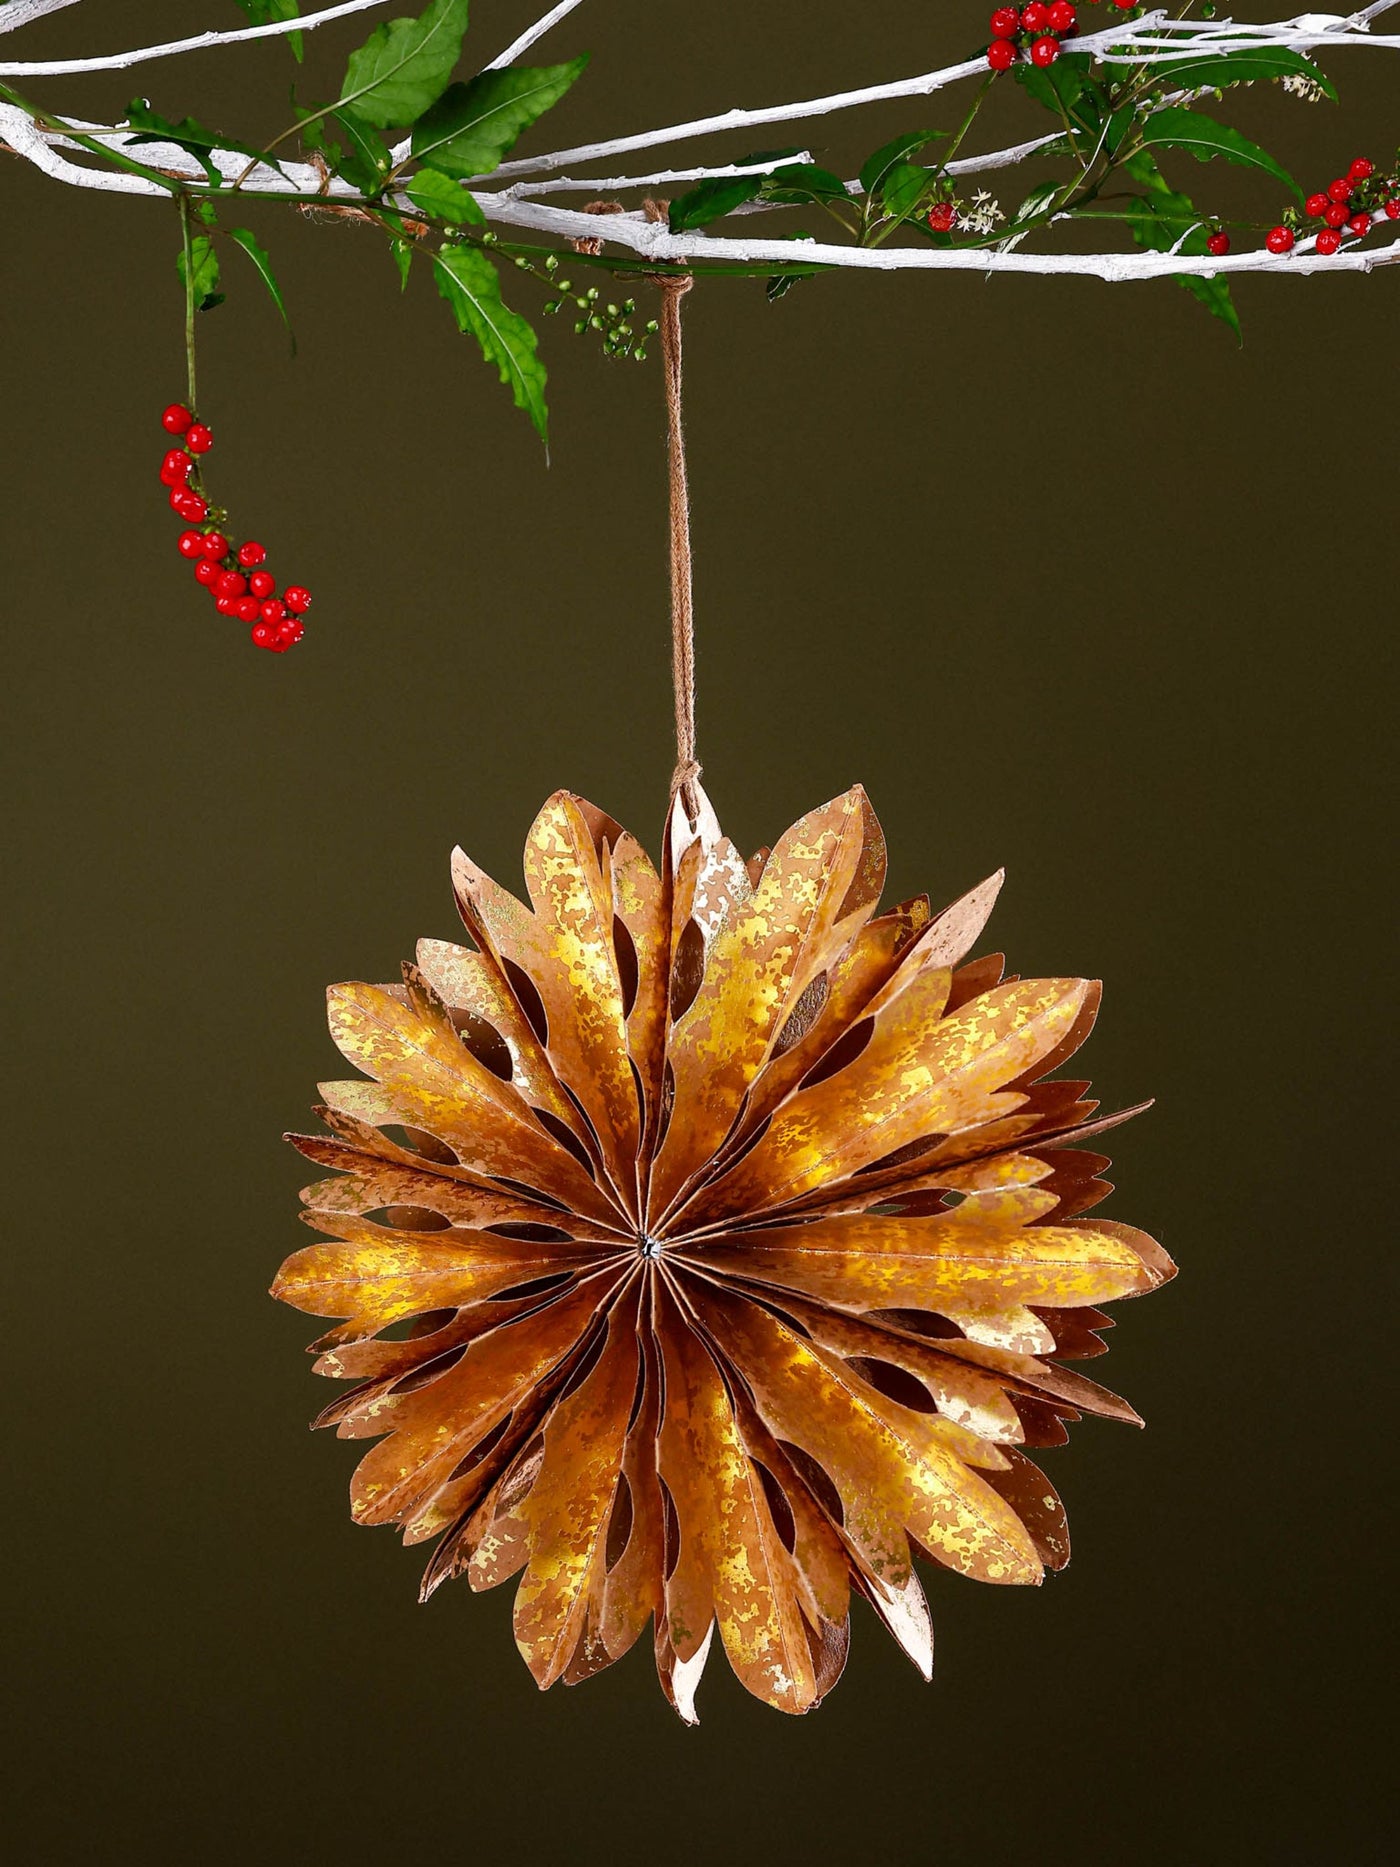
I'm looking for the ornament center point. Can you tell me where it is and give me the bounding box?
[638,1235,663,1260]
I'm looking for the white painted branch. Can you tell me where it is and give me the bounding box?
[10,110,1400,279]
[0,1,84,39]
[0,0,392,77]
[489,7,1400,180]
[5,7,1400,290]
[465,188,1400,278]
[486,0,589,69]
[0,100,163,192]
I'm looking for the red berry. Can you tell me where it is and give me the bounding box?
[1206,231,1230,257]
[1348,212,1371,238]
[249,570,276,600]
[987,38,1017,70]
[216,597,239,617]
[927,202,958,233]
[1315,228,1342,256]
[236,597,261,624]
[177,530,204,560]
[162,404,193,435]
[171,488,208,521]
[1048,1,1077,31]
[216,570,247,601]
[194,558,221,587]
[1264,225,1294,254]
[199,531,230,560]
[1348,157,1374,182]
[1324,201,1348,229]
[1110,0,1136,9]
[161,447,192,480]
[1386,199,1400,220]
[1305,192,1330,219]
[990,6,1020,35]
[1030,34,1059,66]
[276,618,304,646]
[260,598,287,624]
[185,423,214,455]
[284,585,312,616]
[1327,177,1352,203]
[236,540,267,569]
[251,622,277,650]
[1020,2,1049,27]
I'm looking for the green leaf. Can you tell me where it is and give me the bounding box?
[1014,51,1090,117]
[1123,150,1241,343]
[877,160,933,222]
[228,227,295,347]
[125,98,277,183]
[1014,52,1107,153]
[376,208,418,288]
[233,1,304,62]
[1150,48,1337,103]
[177,231,223,313]
[669,174,763,230]
[858,131,945,196]
[433,244,548,442]
[1011,180,1061,228]
[1140,107,1302,201]
[292,97,343,165]
[335,106,392,192]
[405,164,486,224]
[340,0,472,131]
[760,163,848,207]
[411,56,588,177]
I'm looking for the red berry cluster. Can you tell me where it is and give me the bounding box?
[1264,156,1399,258]
[160,403,312,653]
[1299,156,1398,255]
[986,2,1082,73]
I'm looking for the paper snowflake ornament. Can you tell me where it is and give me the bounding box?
[275,784,1173,1718]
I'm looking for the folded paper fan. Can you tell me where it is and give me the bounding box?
[274,783,1174,1718]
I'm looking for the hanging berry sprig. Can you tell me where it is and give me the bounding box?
[165,194,313,655]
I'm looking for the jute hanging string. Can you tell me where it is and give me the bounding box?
[643,199,699,818]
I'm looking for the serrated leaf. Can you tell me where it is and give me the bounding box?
[233,1,304,61]
[433,244,548,442]
[340,0,471,131]
[405,164,486,224]
[858,131,945,196]
[669,174,763,231]
[177,231,223,313]
[1140,107,1302,201]
[411,56,588,178]
[228,227,295,348]
[1151,48,1337,103]
[1123,150,1241,343]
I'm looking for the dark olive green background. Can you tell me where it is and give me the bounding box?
[2,3,1393,1860]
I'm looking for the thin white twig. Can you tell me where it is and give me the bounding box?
[486,0,589,70]
[494,153,814,196]
[0,0,392,77]
[0,0,85,39]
